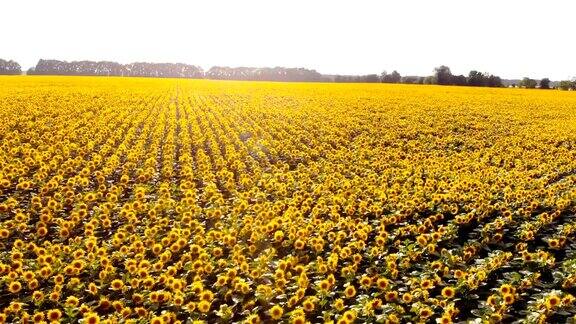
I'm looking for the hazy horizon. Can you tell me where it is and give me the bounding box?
[3,0,576,80]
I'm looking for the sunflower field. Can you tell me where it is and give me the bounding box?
[0,76,576,324]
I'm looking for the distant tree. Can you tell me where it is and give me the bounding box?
[539,78,550,89]
[380,71,388,82]
[381,70,401,83]
[338,76,354,83]
[487,75,502,87]
[364,74,380,83]
[519,77,537,89]
[558,80,575,90]
[467,70,486,87]
[433,65,452,85]
[400,76,419,84]
[424,76,435,85]
[451,74,467,86]
[0,59,22,75]
[390,70,401,83]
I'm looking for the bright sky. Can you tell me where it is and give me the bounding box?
[2,0,575,80]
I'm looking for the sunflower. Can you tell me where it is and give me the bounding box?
[135,307,148,317]
[490,313,503,322]
[441,287,456,299]
[98,297,111,310]
[546,295,561,309]
[0,228,9,238]
[343,310,357,322]
[402,292,413,303]
[245,314,261,324]
[269,305,283,320]
[344,285,356,298]
[201,290,214,301]
[503,293,515,305]
[9,301,23,313]
[110,279,124,291]
[87,282,99,295]
[150,316,165,324]
[376,277,389,290]
[46,309,62,322]
[32,312,45,323]
[359,275,372,288]
[291,315,306,324]
[84,312,100,324]
[420,279,433,290]
[198,300,211,313]
[65,296,80,307]
[274,230,284,242]
[454,270,465,279]
[499,284,513,295]
[32,290,44,302]
[563,295,575,306]
[294,239,305,250]
[54,274,65,285]
[8,281,22,293]
[419,307,433,318]
[333,298,345,311]
[548,238,560,249]
[303,298,315,312]
[312,279,328,293]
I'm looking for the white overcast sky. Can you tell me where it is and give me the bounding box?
[2,0,575,80]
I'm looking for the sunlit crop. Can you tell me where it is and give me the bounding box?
[0,76,575,323]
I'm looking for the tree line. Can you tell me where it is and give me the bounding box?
[515,77,575,90]
[2,58,575,89]
[205,66,322,82]
[27,59,204,78]
[332,67,503,87]
[557,80,576,90]
[333,66,575,90]
[0,59,22,75]
[21,59,323,81]
[428,66,503,87]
